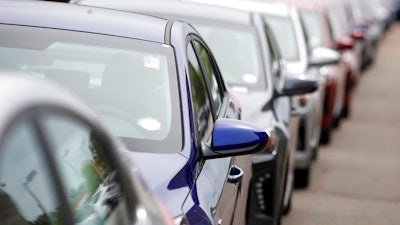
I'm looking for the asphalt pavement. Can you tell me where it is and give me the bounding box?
[282,22,400,225]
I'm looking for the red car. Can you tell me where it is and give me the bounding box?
[320,0,365,118]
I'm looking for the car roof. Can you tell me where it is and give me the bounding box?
[0,0,169,44]
[76,0,253,26]
[189,0,293,18]
[275,0,323,11]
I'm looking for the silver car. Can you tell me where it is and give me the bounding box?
[259,1,329,188]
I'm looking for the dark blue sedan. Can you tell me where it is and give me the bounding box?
[0,1,269,225]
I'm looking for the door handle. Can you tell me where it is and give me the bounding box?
[227,165,244,184]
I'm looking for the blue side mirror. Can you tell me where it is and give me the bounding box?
[202,118,269,159]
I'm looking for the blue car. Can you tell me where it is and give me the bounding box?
[72,1,317,224]
[0,1,269,224]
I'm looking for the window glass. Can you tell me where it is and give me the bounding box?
[350,1,363,22]
[195,24,264,89]
[301,11,324,48]
[265,16,300,62]
[187,43,213,140]
[40,114,129,225]
[0,120,59,225]
[0,24,182,154]
[192,41,223,115]
[326,9,344,48]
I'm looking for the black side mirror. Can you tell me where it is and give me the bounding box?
[277,76,318,97]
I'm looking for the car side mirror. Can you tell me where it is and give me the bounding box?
[309,47,340,67]
[278,75,318,97]
[202,118,269,159]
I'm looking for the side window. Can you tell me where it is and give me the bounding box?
[324,11,336,49]
[40,114,129,225]
[192,41,223,115]
[187,43,214,140]
[0,120,60,225]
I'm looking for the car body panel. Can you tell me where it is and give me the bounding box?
[73,1,302,224]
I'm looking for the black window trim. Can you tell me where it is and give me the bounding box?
[189,34,229,119]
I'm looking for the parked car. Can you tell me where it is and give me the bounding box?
[0,73,174,225]
[257,1,328,188]
[74,0,318,224]
[329,0,365,84]
[321,1,365,118]
[279,0,349,144]
[345,0,384,70]
[0,1,271,225]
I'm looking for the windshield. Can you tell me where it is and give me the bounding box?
[0,24,182,153]
[265,15,300,62]
[349,0,364,22]
[194,23,265,90]
[300,10,324,48]
[327,9,344,41]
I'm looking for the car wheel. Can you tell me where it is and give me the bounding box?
[282,190,292,215]
[294,168,310,189]
[341,105,350,118]
[320,128,331,144]
[311,145,319,161]
[332,114,341,128]
[282,162,292,216]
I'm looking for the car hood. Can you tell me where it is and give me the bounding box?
[230,88,275,129]
[120,149,190,217]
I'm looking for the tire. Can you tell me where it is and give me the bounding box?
[294,169,310,189]
[281,161,292,217]
[282,191,292,215]
[332,114,341,128]
[311,145,319,161]
[320,129,331,145]
[342,105,350,118]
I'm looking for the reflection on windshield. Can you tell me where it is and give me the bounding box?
[0,24,182,154]
[0,121,58,225]
[43,115,125,225]
[0,115,127,225]
[266,16,300,62]
[301,11,324,48]
[327,9,344,41]
[195,24,263,89]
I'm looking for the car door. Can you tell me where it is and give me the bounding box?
[0,108,133,225]
[187,38,249,225]
[263,23,294,221]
